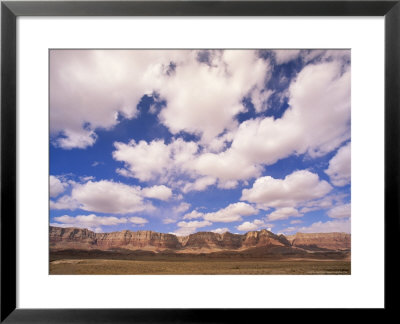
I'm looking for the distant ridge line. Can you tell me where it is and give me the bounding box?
[49,226,351,252]
[49,225,349,237]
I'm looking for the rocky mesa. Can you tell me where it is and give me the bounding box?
[50,226,350,253]
[286,232,351,251]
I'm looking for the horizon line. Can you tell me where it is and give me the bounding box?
[49,225,351,237]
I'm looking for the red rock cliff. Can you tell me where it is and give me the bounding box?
[50,226,350,252]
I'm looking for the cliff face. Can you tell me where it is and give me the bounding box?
[49,226,98,248]
[49,227,180,250]
[287,232,351,251]
[183,231,243,249]
[95,230,181,249]
[242,229,289,248]
[49,226,351,253]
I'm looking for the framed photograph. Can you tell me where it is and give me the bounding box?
[1,0,398,322]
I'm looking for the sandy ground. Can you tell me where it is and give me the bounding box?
[49,258,351,275]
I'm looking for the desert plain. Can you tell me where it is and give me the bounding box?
[49,226,350,275]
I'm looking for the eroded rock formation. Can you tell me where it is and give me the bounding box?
[286,232,351,251]
[50,226,351,253]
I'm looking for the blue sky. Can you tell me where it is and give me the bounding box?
[49,49,351,235]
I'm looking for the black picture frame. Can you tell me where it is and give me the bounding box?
[1,0,398,322]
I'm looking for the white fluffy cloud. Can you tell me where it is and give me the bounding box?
[183,210,204,220]
[52,50,350,199]
[211,228,230,234]
[223,60,350,167]
[174,220,212,236]
[173,202,191,214]
[129,216,149,225]
[299,196,334,213]
[50,180,174,214]
[50,50,186,149]
[50,195,80,210]
[267,207,302,221]
[142,185,173,201]
[183,202,258,224]
[53,214,127,226]
[169,59,350,184]
[70,180,153,214]
[177,220,212,228]
[241,170,332,209]
[192,150,262,182]
[203,202,258,223]
[158,50,270,144]
[327,203,351,219]
[112,58,350,189]
[236,219,266,232]
[182,176,217,193]
[113,138,198,183]
[325,142,351,186]
[51,214,121,233]
[274,50,302,64]
[51,50,270,149]
[49,175,68,198]
[296,218,351,234]
[51,214,149,232]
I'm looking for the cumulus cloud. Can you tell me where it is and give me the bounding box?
[273,50,302,64]
[267,207,302,221]
[49,175,68,198]
[50,195,80,210]
[173,202,191,214]
[192,150,262,182]
[113,138,198,183]
[158,50,270,144]
[299,196,333,213]
[50,50,186,149]
[142,185,173,201]
[297,218,351,233]
[50,214,147,232]
[50,180,160,214]
[70,180,154,214]
[183,210,204,220]
[174,220,212,236]
[53,214,127,226]
[174,59,350,184]
[227,60,350,164]
[325,142,351,186]
[51,214,149,232]
[202,202,258,223]
[211,228,230,234]
[183,176,217,193]
[51,50,270,149]
[217,180,239,190]
[177,220,212,228]
[236,219,266,232]
[241,170,332,209]
[50,49,351,237]
[50,222,104,233]
[113,136,261,190]
[112,58,350,189]
[182,202,258,224]
[52,50,349,196]
[327,203,351,219]
[129,216,148,225]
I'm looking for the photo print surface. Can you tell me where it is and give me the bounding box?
[49,49,351,274]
